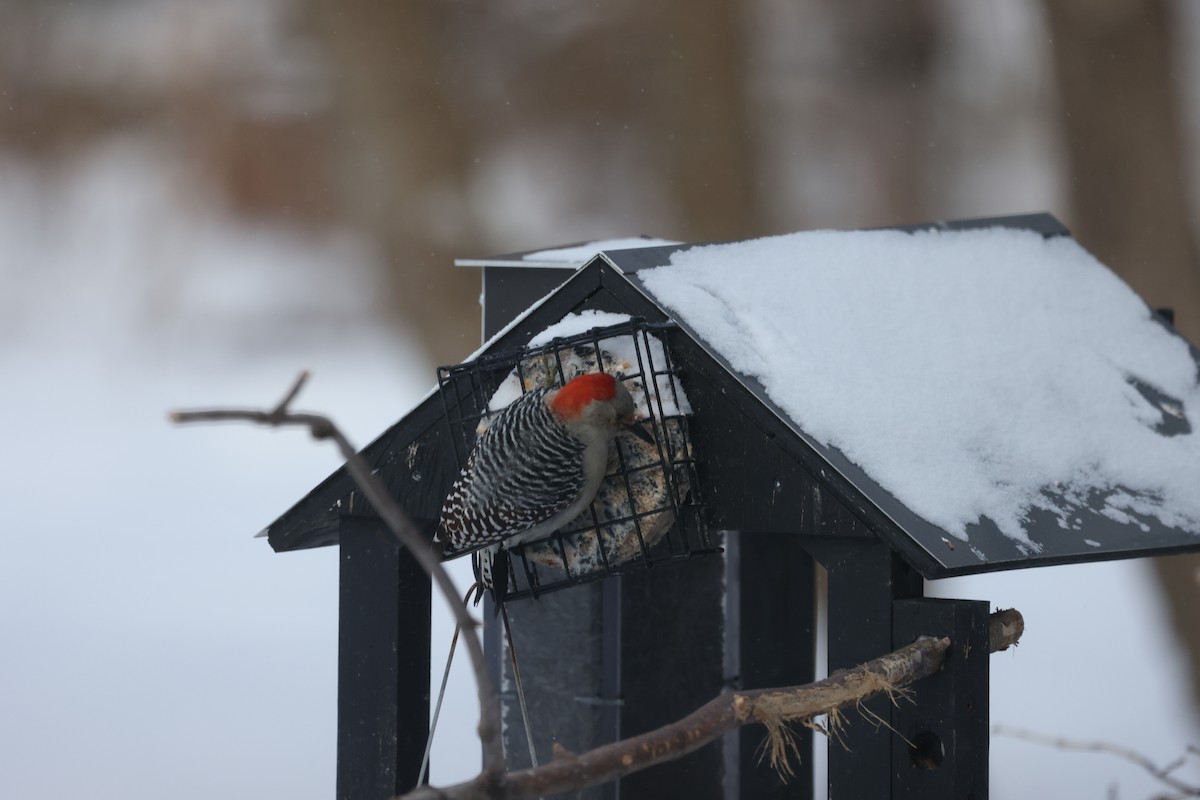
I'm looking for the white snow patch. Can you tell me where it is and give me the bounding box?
[638,227,1200,545]
[482,377,524,413]
[522,237,681,263]
[527,309,633,345]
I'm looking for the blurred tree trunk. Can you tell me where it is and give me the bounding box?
[637,0,763,241]
[830,0,941,226]
[301,1,483,366]
[495,0,768,242]
[301,0,772,362]
[1045,0,1200,712]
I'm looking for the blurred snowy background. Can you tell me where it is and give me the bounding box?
[2,1,1200,798]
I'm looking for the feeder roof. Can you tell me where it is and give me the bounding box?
[264,212,1200,577]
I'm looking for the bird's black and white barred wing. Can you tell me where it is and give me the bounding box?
[438,389,587,552]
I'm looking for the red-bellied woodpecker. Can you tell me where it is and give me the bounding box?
[437,372,651,604]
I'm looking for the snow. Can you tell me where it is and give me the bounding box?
[521,236,681,263]
[526,309,635,344]
[0,139,484,799]
[483,310,692,420]
[638,227,1200,547]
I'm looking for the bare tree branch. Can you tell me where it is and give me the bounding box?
[989,607,1024,652]
[401,609,1025,800]
[170,372,505,775]
[994,726,1200,798]
[172,373,1027,799]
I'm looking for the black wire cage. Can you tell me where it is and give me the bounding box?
[436,318,717,601]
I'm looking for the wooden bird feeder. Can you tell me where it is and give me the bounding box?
[263,213,1200,799]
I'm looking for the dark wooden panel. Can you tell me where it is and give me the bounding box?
[892,599,990,800]
[337,517,431,799]
[803,539,922,800]
[730,533,816,799]
[618,550,728,799]
[483,266,577,338]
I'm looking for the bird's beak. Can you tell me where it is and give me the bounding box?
[623,419,655,445]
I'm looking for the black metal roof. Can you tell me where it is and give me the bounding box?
[263,212,1200,578]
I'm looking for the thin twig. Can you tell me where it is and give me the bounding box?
[501,603,539,770]
[420,585,480,787]
[170,372,505,777]
[994,726,1200,797]
[271,369,311,419]
[420,622,461,787]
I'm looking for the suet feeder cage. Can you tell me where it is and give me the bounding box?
[436,318,715,601]
[262,213,1200,800]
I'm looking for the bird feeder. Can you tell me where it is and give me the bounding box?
[262,213,1200,800]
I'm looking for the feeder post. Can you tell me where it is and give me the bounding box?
[728,532,817,799]
[805,538,992,800]
[804,538,922,799]
[892,598,990,799]
[336,517,431,799]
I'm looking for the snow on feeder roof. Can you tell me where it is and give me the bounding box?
[614,214,1200,574]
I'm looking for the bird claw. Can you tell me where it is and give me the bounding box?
[467,579,486,607]
[490,548,511,611]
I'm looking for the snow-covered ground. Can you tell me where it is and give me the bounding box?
[0,139,479,798]
[1,138,1197,800]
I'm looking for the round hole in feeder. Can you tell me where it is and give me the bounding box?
[909,730,944,770]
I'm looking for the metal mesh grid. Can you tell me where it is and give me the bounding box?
[436,318,715,601]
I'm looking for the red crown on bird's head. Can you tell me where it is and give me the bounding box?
[547,373,619,420]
